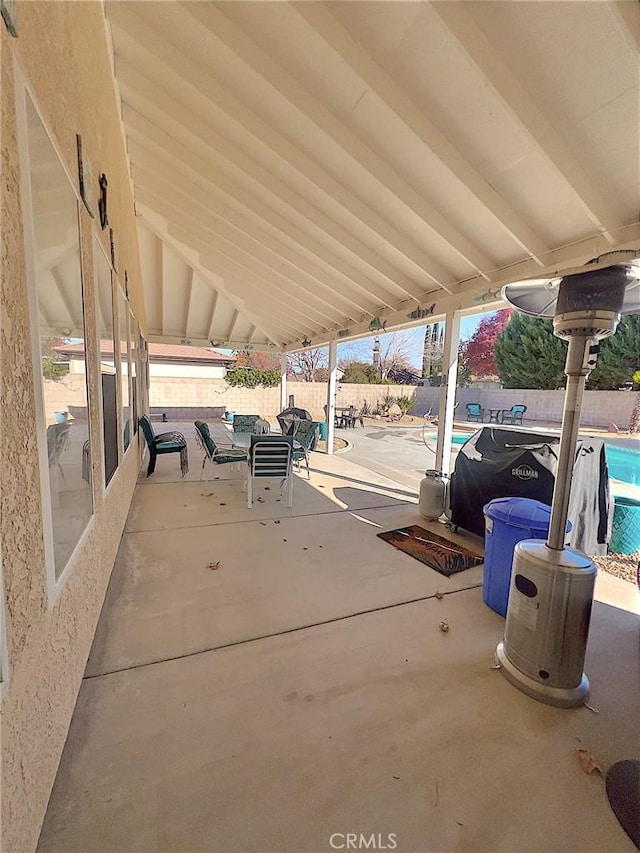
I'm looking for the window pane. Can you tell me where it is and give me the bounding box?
[129,311,137,434]
[118,288,130,450]
[26,98,93,577]
[95,243,118,486]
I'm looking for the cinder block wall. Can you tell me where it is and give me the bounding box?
[146,378,638,430]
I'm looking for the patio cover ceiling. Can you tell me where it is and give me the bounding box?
[105,1,640,351]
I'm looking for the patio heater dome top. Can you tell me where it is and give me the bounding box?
[501,252,640,339]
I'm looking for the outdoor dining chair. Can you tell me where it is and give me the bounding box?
[139,415,188,477]
[247,435,294,508]
[501,404,527,425]
[291,420,320,479]
[194,420,247,489]
[232,414,260,433]
[466,403,485,423]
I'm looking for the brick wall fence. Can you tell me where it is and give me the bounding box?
[44,376,638,431]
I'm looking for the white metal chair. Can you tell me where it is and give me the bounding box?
[247,435,294,508]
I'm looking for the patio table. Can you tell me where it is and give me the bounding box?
[231,432,303,453]
[488,408,502,423]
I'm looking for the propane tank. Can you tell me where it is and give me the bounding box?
[419,470,446,520]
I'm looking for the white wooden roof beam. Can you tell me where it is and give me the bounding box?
[294,2,550,264]
[167,223,331,340]
[133,160,364,322]
[108,11,448,301]
[431,2,624,243]
[124,122,383,317]
[206,288,219,341]
[138,184,350,333]
[184,266,194,341]
[156,232,165,336]
[285,230,640,351]
[227,310,239,342]
[139,207,285,348]
[184,3,491,285]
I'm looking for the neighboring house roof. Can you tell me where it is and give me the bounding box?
[54,342,236,365]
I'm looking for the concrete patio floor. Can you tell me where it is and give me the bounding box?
[37,430,639,852]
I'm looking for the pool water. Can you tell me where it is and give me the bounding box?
[605,443,639,486]
[430,434,640,485]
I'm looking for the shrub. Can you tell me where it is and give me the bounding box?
[395,394,413,415]
[225,367,280,388]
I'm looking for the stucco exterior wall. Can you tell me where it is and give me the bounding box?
[1,6,144,851]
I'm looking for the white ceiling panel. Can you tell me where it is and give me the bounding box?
[105,0,639,350]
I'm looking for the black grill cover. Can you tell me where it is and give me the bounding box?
[450,427,612,555]
[277,407,313,436]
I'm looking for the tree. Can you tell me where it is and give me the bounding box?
[587,315,640,390]
[462,309,511,378]
[495,314,566,389]
[340,361,378,383]
[287,348,327,381]
[233,348,281,371]
[422,322,444,379]
[338,331,421,384]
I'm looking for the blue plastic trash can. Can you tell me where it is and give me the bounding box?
[482,497,571,617]
[225,411,235,424]
[318,420,328,441]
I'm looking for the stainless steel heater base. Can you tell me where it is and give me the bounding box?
[495,641,589,708]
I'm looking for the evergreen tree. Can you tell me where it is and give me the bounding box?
[587,314,640,390]
[495,314,566,389]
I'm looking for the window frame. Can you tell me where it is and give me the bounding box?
[15,67,95,603]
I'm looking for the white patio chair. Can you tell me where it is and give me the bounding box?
[247,435,294,508]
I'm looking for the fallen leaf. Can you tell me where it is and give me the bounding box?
[274,520,281,524]
[303,547,308,551]
[435,591,444,600]
[576,748,602,775]
[259,522,267,526]
[283,539,287,542]
[319,545,323,548]
[439,620,450,633]
[220,503,226,506]
[265,486,270,490]
[392,775,400,780]
[207,561,220,571]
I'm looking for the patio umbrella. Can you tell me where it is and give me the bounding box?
[277,407,313,436]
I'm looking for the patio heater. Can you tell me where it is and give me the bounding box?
[495,251,640,707]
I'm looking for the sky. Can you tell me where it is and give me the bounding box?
[219,310,491,368]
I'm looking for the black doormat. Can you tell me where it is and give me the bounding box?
[377,525,483,577]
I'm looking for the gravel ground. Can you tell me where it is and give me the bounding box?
[594,549,639,585]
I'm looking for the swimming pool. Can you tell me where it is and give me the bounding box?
[430,434,640,485]
[605,443,640,486]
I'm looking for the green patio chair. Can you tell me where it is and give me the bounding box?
[501,404,527,425]
[232,414,260,433]
[291,420,320,479]
[194,421,247,488]
[466,403,485,423]
[138,415,188,477]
